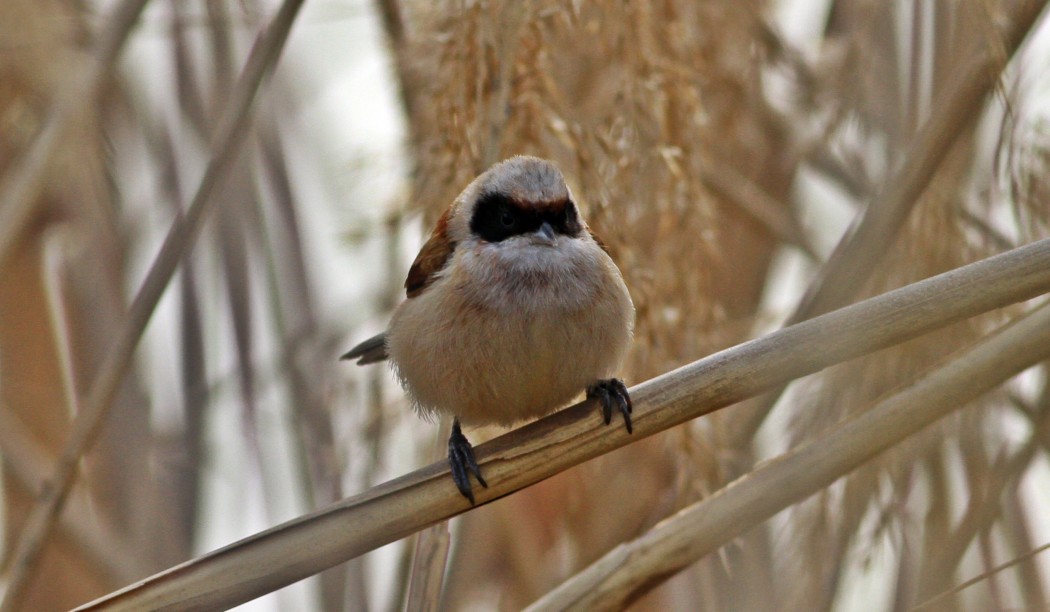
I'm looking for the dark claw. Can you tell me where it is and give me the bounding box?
[587,378,633,434]
[592,384,612,424]
[449,419,487,504]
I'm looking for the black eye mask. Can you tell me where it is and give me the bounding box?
[470,192,583,243]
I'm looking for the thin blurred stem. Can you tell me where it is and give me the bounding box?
[528,300,1050,611]
[0,409,135,585]
[729,0,1049,445]
[41,234,83,421]
[914,369,1050,604]
[892,530,919,612]
[481,1,531,168]
[0,2,307,610]
[406,526,451,612]
[977,529,1006,610]
[1000,486,1049,608]
[390,536,417,612]
[375,0,404,46]
[74,237,1050,612]
[406,422,453,612]
[699,160,817,259]
[217,159,270,496]
[910,448,956,610]
[154,122,208,563]
[806,146,871,202]
[814,477,872,611]
[374,0,421,182]
[169,0,209,133]
[913,540,1050,611]
[364,210,405,490]
[959,207,1016,251]
[257,123,353,610]
[208,0,271,521]
[0,0,150,268]
[364,210,409,611]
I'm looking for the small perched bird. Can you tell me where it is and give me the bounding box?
[342,156,634,504]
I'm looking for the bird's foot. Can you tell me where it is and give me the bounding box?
[587,378,633,434]
[449,419,488,505]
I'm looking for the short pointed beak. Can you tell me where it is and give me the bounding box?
[533,221,557,246]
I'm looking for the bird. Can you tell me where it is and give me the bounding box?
[341,156,635,504]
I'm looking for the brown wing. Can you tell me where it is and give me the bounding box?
[405,208,456,298]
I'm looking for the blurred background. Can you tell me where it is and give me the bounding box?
[2,0,1050,610]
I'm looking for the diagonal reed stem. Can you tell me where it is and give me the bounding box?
[0,2,306,610]
[0,0,151,268]
[728,0,1049,445]
[913,540,1050,611]
[74,237,1050,612]
[527,300,1050,611]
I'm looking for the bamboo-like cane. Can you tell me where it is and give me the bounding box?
[0,0,151,268]
[0,2,307,610]
[527,301,1050,611]
[76,237,1050,612]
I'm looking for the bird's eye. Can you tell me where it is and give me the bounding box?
[561,203,582,236]
[499,210,516,227]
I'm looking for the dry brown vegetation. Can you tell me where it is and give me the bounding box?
[2,0,1050,611]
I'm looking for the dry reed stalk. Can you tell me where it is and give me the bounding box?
[0,2,307,609]
[1000,482,1050,607]
[405,522,451,612]
[0,409,136,585]
[779,144,995,608]
[914,540,1050,610]
[256,124,356,609]
[73,237,1050,611]
[405,525,452,612]
[527,299,1050,611]
[0,2,148,607]
[774,4,1050,606]
[150,121,209,568]
[910,377,1050,607]
[404,421,454,610]
[0,0,150,268]
[698,158,816,259]
[729,0,1050,446]
[168,4,353,598]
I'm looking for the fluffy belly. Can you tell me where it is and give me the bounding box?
[387,291,630,426]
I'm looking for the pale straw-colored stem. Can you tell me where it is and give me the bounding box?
[0,2,306,610]
[76,237,1050,612]
[528,300,1050,611]
[0,0,150,268]
[729,0,1049,445]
